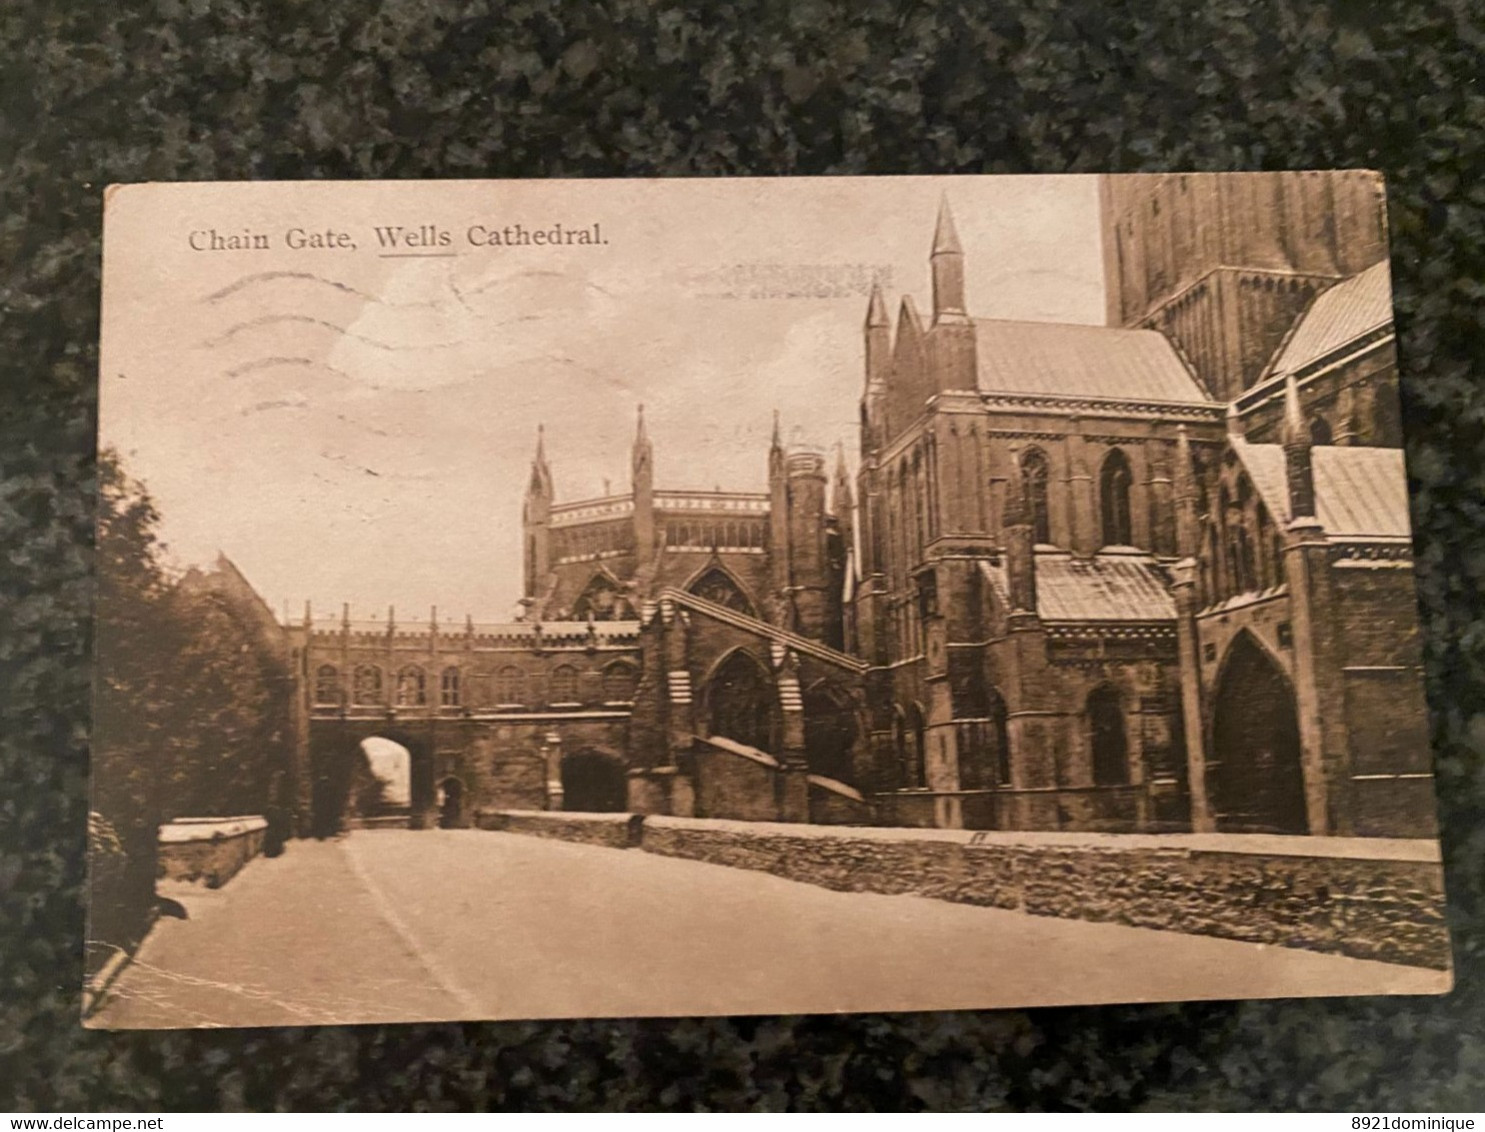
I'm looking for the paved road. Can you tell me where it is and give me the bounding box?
[91,830,1449,1028]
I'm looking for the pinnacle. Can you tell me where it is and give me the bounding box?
[866,279,889,327]
[932,194,962,257]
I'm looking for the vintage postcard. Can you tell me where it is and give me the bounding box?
[88,174,1450,1028]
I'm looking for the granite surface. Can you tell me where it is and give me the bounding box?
[2,0,1483,1112]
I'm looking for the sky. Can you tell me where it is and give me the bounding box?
[99,176,1106,623]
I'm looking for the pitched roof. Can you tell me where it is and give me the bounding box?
[981,550,1176,623]
[1270,261,1394,376]
[1232,441,1412,539]
[974,319,1209,404]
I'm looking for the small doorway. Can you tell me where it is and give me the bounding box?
[1210,633,1308,834]
[561,750,628,812]
[437,777,465,829]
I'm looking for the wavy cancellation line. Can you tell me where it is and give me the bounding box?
[200,313,461,352]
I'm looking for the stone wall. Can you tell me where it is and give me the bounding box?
[476,808,642,849]
[485,811,1450,969]
[157,816,268,888]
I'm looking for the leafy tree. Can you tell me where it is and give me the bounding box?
[90,450,178,958]
[90,449,302,956]
[156,586,296,821]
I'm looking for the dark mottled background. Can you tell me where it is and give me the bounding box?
[2,0,1483,1112]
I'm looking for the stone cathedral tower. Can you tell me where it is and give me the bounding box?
[1100,171,1389,400]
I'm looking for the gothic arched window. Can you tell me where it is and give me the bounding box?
[1088,685,1129,786]
[1021,448,1052,545]
[395,665,426,706]
[602,661,638,703]
[550,664,580,704]
[688,568,757,617]
[314,664,340,706]
[440,666,460,707]
[352,665,383,706]
[1100,448,1134,547]
[573,573,623,621]
[494,666,525,706]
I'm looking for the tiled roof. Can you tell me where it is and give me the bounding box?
[1232,441,1412,539]
[981,551,1176,623]
[1270,261,1393,376]
[974,319,1209,404]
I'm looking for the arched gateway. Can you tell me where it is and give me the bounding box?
[1210,633,1308,834]
[310,728,435,836]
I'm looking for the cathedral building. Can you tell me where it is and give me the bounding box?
[854,173,1431,838]
[283,172,1432,840]
[521,406,850,649]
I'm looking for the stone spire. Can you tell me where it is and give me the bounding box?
[633,404,656,569]
[527,424,552,499]
[768,410,790,598]
[862,279,892,456]
[930,195,967,320]
[866,278,889,329]
[631,403,653,480]
[831,441,855,562]
[932,193,963,256]
[524,425,553,600]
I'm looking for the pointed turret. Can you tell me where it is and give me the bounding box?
[768,409,786,480]
[1281,373,1317,520]
[632,404,652,472]
[523,425,554,600]
[633,404,656,570]
[866,278,889,329]
[931,195,967,321]
[1225,401,1245,438]
[932,194,963,256]
[927,196,977,393]
[768,411,790,600]
[831,442,855,563]
[527,424,553,498]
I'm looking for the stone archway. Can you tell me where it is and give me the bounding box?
[1210,633,1308,834]
[308,726,435,836]
[560,750,628,813]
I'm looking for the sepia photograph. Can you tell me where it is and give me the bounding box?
[87,173,1449,1028]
